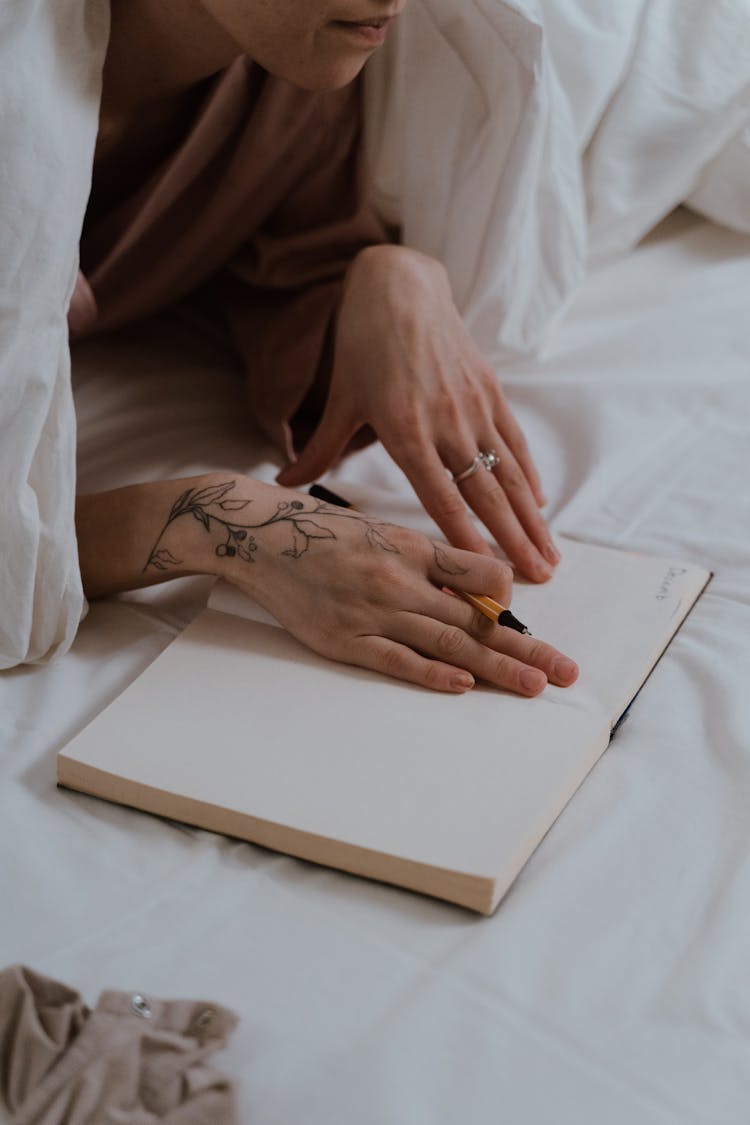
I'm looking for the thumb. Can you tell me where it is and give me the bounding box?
[276,402,356,487]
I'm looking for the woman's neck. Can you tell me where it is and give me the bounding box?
[102,0,241,119]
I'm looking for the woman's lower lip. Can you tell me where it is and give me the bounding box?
[331,20,389,46]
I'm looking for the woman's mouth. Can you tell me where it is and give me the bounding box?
[330,18,392,47]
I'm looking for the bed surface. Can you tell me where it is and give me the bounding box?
[2,209,749,1122]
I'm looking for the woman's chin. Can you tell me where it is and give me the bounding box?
[282,56,372,92]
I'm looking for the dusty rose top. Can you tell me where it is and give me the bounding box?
[71,58,385,457]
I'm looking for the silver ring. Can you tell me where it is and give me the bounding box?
[451,449,499,484]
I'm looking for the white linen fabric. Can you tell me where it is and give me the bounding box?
[688,122,750,236]
[0,0,108,669]
[365,0,750,355]
[1,208,749,1123]
[364,0,588,360]
[570,0,750,255]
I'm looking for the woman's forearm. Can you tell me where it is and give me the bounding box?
[75,473,249,599]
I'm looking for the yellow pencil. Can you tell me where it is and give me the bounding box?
[453,590,530,634]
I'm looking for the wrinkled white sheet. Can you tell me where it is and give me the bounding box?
[2,209,749,1123]
[366,0,750,355]
[0,0,108,669]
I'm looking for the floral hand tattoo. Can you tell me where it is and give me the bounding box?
[143,480,400,573]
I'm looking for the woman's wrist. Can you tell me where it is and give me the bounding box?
[76,472,271,599]
[346,243,450,305]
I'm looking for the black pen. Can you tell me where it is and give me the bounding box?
[308,483,531,635]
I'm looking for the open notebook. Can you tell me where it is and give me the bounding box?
[58,537,710,914]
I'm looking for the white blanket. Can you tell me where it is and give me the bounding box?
[0,0,108,669]
[366,0,750,354]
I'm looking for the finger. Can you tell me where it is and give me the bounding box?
[389,612,548,696]
[415,411,554,580]
[423,541,514,606]
[276,402,357,488]
[458,469,553,582]
[457,447,559,580]
[412,594,579,687]
[342,634,475,694]
[383,435,496,558]
[491,384,547,507]
[487,627,579,686]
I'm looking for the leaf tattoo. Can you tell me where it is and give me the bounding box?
[148,548,183,571]
[432,543,469,576]
[168,489,193,521]
[143,481,401,573]
[218,499,251,510]
[366,526,400,553]
[189,481,237,506]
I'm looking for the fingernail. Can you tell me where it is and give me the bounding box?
[545,539,561,565]
[275,459,297,481]
[535,559,554,581]
[552,657,578,684]
[520,668,546,694]
[451,672,475,692]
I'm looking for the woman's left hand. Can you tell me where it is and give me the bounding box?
[277,245,560,583]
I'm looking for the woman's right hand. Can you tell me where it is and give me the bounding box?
[213,479,578,696]
[77,473,578,696]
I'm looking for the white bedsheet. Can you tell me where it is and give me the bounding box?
[2,209,749,1122]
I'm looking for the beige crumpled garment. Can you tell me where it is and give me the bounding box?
[0,966,240,1124]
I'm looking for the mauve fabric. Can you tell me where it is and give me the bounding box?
[0,966,239,1123]
[72,57,386,459]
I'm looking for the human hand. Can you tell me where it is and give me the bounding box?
[277,245,560,583]
[208,478,578,695]
[77,472,574,695]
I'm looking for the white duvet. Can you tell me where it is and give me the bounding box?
[366,0,750,355]
[1,0,749,669]
[0,0,108,669]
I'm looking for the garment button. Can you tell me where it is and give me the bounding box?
[131,994,152,1019]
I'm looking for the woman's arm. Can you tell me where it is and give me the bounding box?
[76,476,236,599]
[76,473,578,696]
